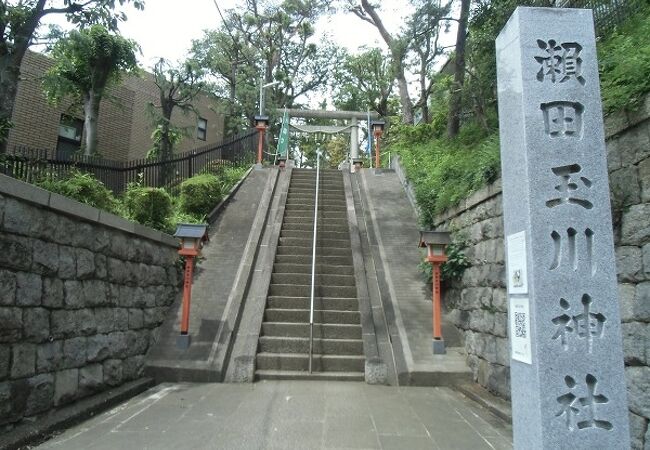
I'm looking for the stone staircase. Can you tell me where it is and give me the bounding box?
[255,168,365,381]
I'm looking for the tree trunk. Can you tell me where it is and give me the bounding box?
[0,56,22,153]
[83,90,102,156]
[396,68,414,124]
[447,0,471,138]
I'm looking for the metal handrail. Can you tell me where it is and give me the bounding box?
[309,150,321,374]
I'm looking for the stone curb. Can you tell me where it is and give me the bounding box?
[455,383,512,424]
[225,167,291,382]
[342,169,388,385]
[0,377,155,450]
[0,174,177,248]
[206,165,254,224]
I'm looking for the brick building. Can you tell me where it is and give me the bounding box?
[6,51,225,161]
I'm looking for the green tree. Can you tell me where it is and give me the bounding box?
[349,0,414,124]
[0,0,144,153]
[446,0,471,137]
[332,47,394,116]
[406,0,452,124]
[192,0,338,131]
[325,135,348,168]
[43,25,139,156]
[149,58,205,182]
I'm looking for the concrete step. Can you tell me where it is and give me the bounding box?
[281,223,349,234]
[267,296,358,311]
[262,322,362,339]
[284,203,347,212]
[255,370,364,381]
[289,182,343,191]
[288,188,345,195]
[278,237,350,248]
[283,210,348,219]
[271,273,355,287]
[264,307,360,324]
[287,192,346,200]
[259,336,363,355]
[280,229,349,240]
[272,263,352,275]
[285,199,347,208]
[276,246,351,257]
[268,284,357,299]
[256,353,365,372]
[274,254,352,266]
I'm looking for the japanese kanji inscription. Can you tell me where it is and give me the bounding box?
[497,7,629,449]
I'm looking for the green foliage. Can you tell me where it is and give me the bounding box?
[217,166,248,192]
[441,241,471,280]
[123,185,174,231]
[37,170,119,213]
[179,174,223,217]
[598,6,650,114]
[390,124,500,228]
[43,25,139,104]
[147,124,184,159]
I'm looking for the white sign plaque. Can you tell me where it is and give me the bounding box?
[506,231,528,295]
[510,296,532,364]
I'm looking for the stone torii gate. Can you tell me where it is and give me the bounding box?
[280,109,381,162]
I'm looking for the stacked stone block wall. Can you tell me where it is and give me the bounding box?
[428,95,650,448]
[0,176,181,432]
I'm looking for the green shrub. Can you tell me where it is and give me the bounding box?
[390,126,501,227]
[219,166,248,192]
[37,171,118,213]
[598,6,650,114]
[179,173,223,217]
[123,185,173,231]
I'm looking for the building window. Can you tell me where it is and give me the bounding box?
[56,115,83,159]
[197,118,207,141]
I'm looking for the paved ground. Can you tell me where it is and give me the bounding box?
[37,381,512,450]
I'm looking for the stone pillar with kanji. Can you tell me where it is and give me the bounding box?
[496,7,629,449]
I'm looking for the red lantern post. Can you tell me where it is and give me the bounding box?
[174,224,209,349]
[419,230,451,354]
[371,120,385,169]
[255,115,270,166]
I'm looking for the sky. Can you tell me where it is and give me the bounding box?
[39,0,458,107]
[42,0,423,67]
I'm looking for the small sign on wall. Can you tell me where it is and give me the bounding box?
[510,296,532,364]
[506,231,528,295]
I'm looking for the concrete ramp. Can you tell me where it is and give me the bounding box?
[353,168,472,386]
[145,168,279,382]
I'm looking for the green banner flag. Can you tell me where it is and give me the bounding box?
[277,109,289,159]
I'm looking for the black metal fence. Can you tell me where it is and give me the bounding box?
[558,0,646,36]
[1,130,257,194]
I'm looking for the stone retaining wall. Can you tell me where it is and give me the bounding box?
[0,176,181,431]
[429,95,650,448]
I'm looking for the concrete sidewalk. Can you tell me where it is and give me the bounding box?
[36,381,512,450]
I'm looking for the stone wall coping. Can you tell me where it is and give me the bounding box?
[0,174,178,248]
[433,179,503,227]
[604,93,650,139]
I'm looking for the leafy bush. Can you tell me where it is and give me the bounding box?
[598,6,650,114]
[391,127,501,227]
[179,173,223,217]
[219,166,248,192]
[37,170,119,213]
[123,184,173,231]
